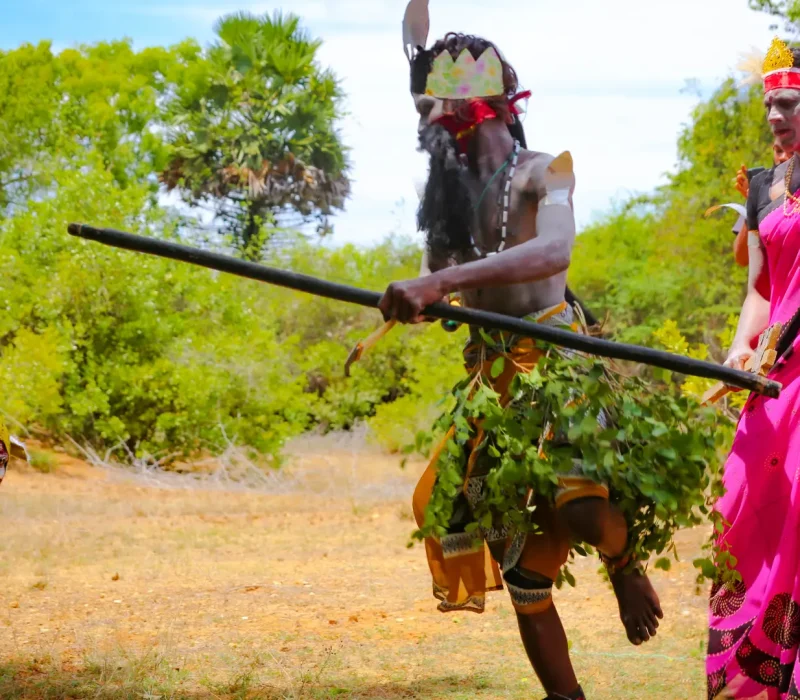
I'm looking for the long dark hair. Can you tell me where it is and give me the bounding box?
[417,124,475,260]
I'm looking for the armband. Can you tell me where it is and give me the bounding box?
[747,230,761,249]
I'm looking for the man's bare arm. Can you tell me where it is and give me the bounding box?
[725,230,771,370]
[732,224,749,267]
[379,153,575,322]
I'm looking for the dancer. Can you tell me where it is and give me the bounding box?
[708,38,800,699]
[378,4,668,698]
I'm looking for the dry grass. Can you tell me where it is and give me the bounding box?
[0,433,710,699]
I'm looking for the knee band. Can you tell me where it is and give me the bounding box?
[504,566,553,615]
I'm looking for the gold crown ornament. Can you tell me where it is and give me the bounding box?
[763,36,794,75]
[762,36,800,92]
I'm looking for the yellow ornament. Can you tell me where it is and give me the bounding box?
[763,36,794,74]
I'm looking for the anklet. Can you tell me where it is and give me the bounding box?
[601,552,638,575]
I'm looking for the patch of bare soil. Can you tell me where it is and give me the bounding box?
[0,433,710,699]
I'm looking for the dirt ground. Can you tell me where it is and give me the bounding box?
[0,433,710,699]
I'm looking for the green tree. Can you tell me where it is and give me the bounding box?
[749,0,800,27]
[0,162,317,458]
[0,39,200,212]
[0,41,60,209]
[0,159,451,461]
[570,79,772,349]
[161,12,350,258]
[0,28,432,465]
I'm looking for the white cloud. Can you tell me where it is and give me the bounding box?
[135,0,777,245]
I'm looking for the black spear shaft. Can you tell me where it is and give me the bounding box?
[67,223,781,398]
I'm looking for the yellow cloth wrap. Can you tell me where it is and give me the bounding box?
[412,302,609,615]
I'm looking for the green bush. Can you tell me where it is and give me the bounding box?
[28,450,56,474]
[0,32,776,470]
[0,158,466,462]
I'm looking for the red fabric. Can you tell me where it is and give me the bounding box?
[433,91,532,153]
[508,90,531,111]
[764,69,800,93]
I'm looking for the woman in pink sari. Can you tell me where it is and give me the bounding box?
[708,38,800,699]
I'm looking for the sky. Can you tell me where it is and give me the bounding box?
[0,0,780,246]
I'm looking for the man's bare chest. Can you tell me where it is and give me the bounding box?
[463,177,539,262]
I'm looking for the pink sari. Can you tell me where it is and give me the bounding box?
[707,202,800,699]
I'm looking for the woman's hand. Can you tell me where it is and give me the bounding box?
[723,345,755,390]
[735,165,750,199]
[724,345,755,371]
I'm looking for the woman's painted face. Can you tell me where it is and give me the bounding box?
[765,88,800,152]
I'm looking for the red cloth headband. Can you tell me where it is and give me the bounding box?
[764,69,800,92]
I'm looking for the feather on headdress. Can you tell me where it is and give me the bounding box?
[402,0,430,63]
[737,47,766,87]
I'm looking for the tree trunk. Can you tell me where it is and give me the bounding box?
[242,203,261,259]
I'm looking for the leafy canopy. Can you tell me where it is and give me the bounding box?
[160,12,350,257]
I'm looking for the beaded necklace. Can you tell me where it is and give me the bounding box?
[470,140,520,257]
[784,154,800,217]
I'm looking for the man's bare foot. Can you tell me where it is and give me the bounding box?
[609,567,664,645]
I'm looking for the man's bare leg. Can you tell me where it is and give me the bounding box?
[560,497,664,645]
[516,603,583,698]
[486,540,584,698]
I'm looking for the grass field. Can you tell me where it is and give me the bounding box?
[0,433,710,699]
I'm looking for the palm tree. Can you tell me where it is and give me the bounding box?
[161,12,350,257]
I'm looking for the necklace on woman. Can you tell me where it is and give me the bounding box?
[784,155,800,217]
[470,140,521,258]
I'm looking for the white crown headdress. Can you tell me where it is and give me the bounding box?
[402,0,504,99]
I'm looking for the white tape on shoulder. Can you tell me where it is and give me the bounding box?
[542,188,571,207]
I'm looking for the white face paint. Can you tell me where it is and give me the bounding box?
[413,93,446,131]
[765,88,800,152]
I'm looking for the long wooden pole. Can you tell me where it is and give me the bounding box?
[67,223,782,398]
